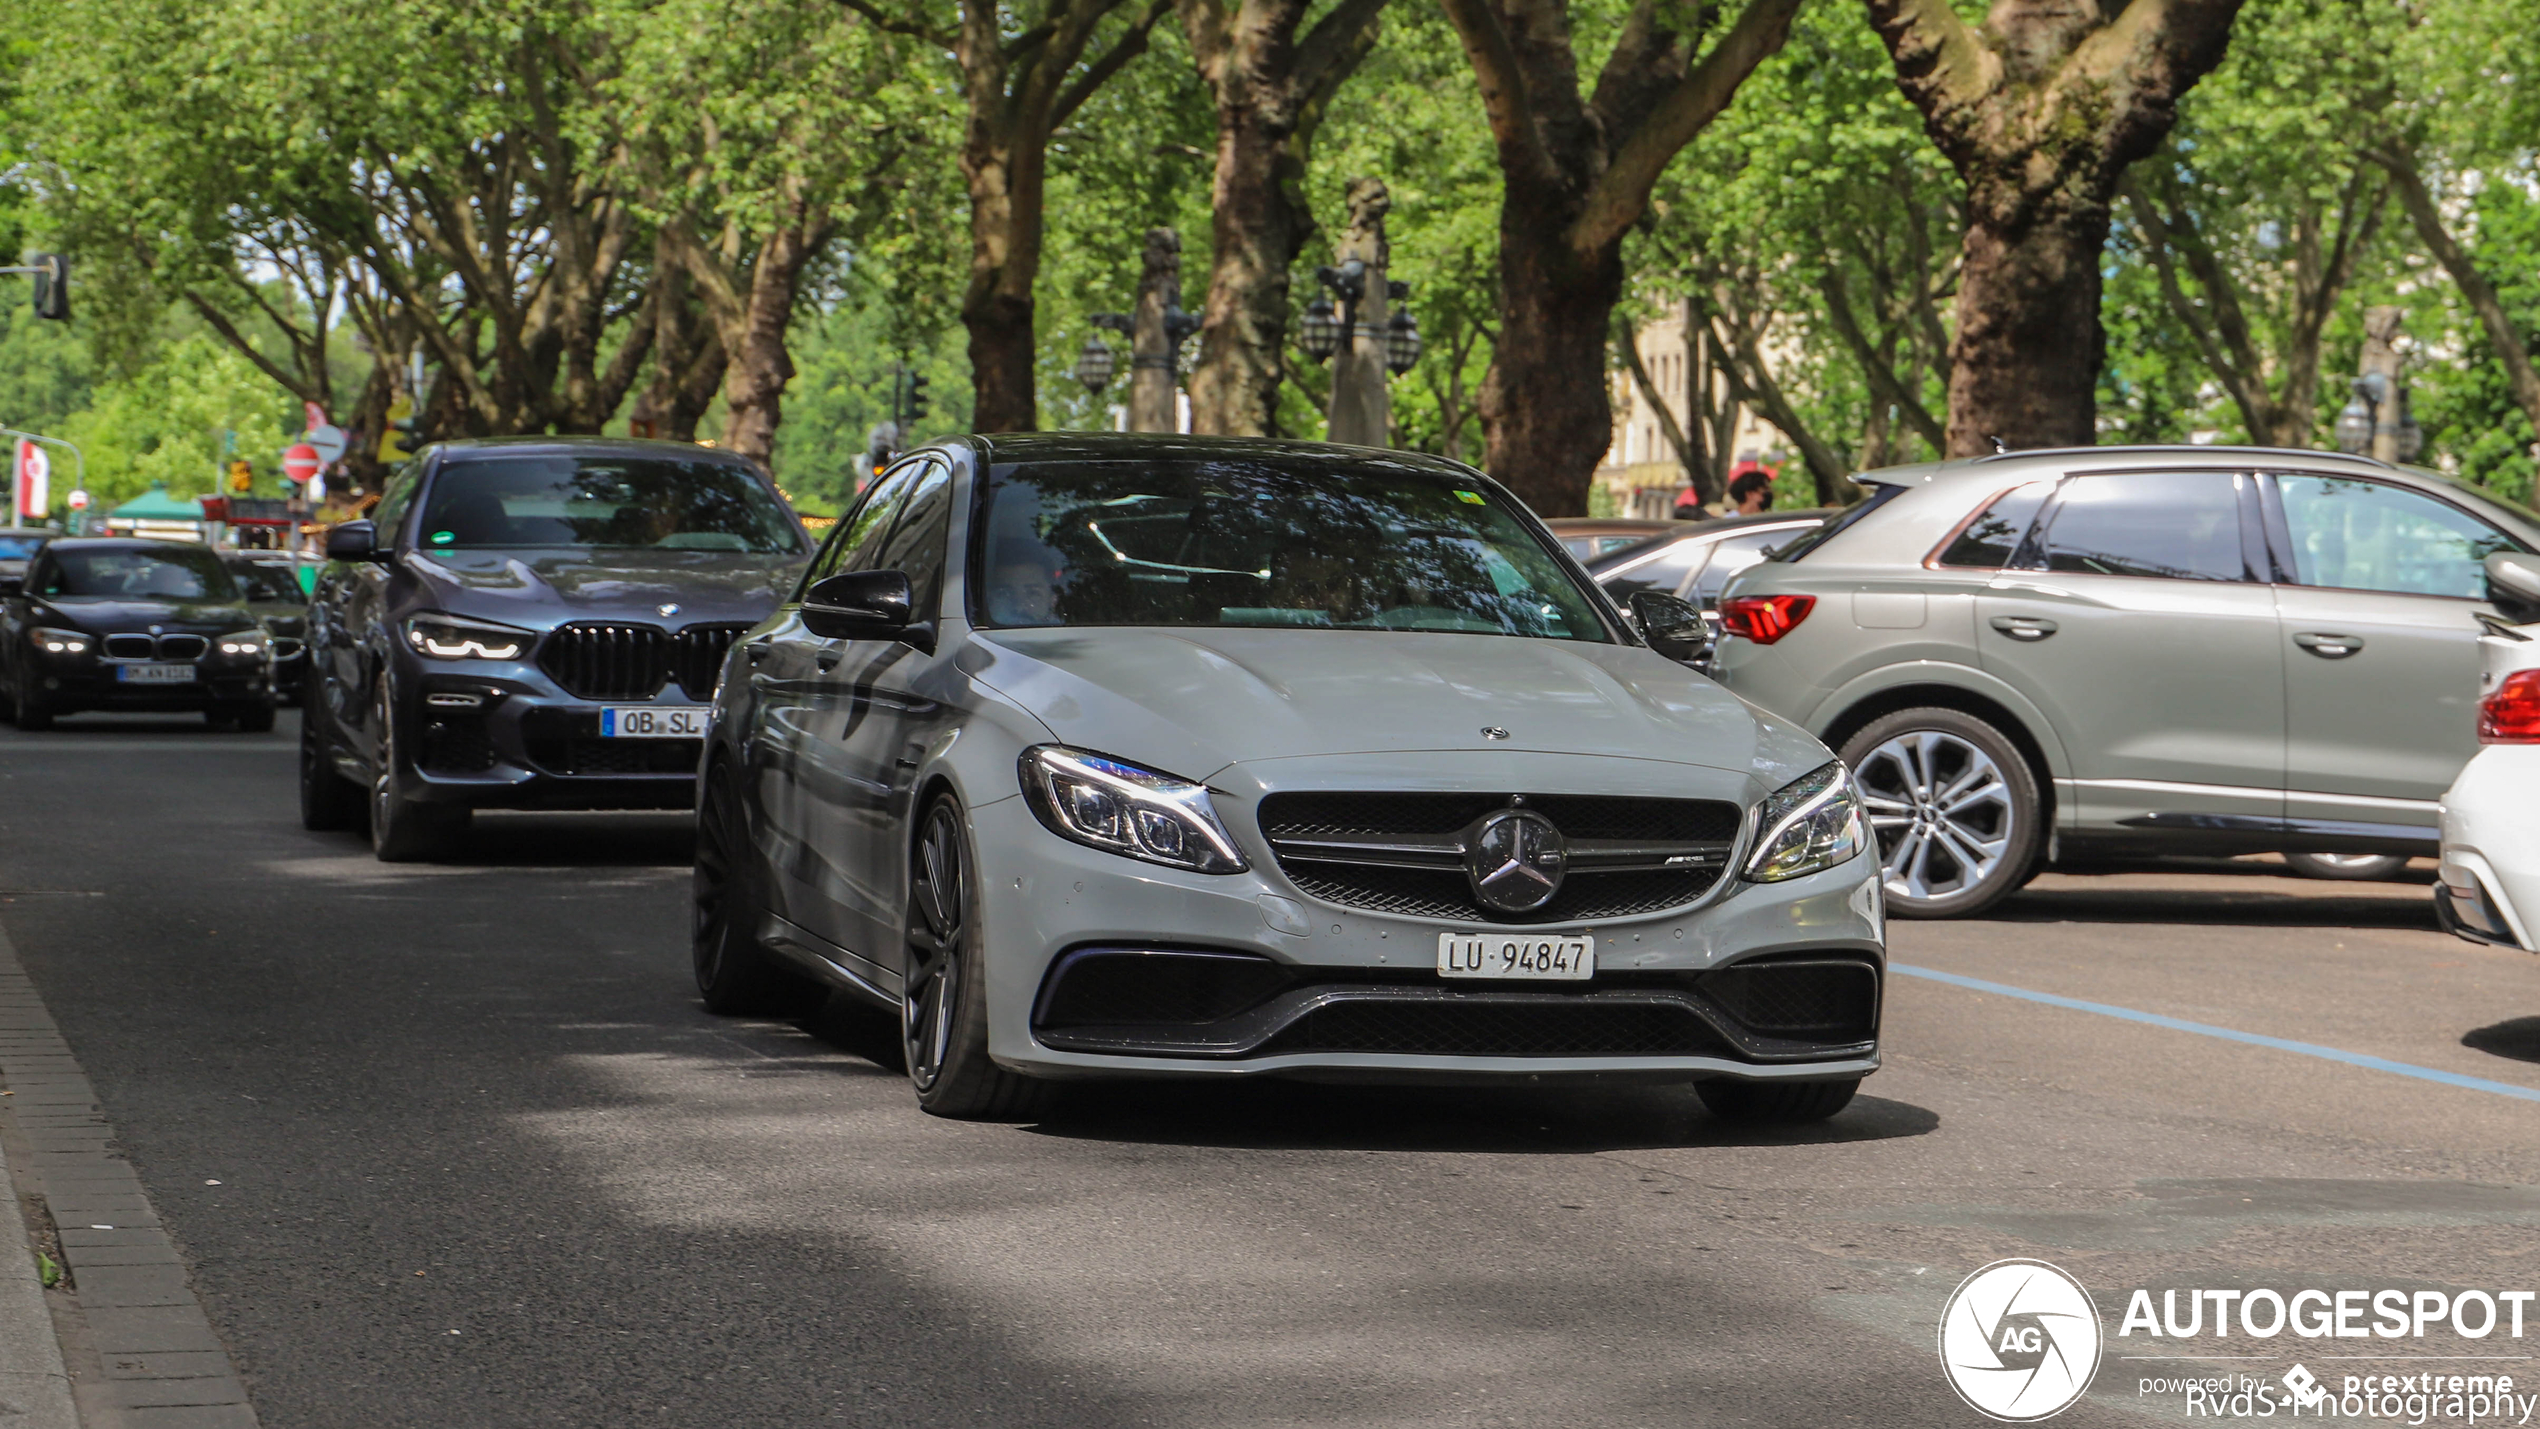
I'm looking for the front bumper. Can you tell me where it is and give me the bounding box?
[390,660,706,812]
[26,654,270,711]
[968,792,1886,1085]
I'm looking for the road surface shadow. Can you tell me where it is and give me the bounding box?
[1987,881,2438,930]
[1018,1078,1939,1153]
[2464,1017,2540,1065]
[415,811,693,869]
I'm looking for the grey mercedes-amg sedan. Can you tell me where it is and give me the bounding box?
[694,434,1885,1122]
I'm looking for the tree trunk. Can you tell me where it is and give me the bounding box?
[1181,0,1387,436]
[960,136,1049,433]
[1949,200,2107,452]
[1862,0,2247,455]
[716,222,827,466]
[1442,0,1802,515]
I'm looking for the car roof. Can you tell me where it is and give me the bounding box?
[1543,518,1677,533]
[427,436,766,468]
[40,537,208,551]
[0,528,54,538]
[1870,445,2401,487]
[1584,509,1834,573]
[949,431,1487,481]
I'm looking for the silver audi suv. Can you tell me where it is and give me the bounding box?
[1710,446,2540,917]
[696,435,1886,1122]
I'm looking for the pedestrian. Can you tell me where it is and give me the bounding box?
[1728,467,1774,515]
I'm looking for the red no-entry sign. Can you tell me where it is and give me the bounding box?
[282,444,322,484]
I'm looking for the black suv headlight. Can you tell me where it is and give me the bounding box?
[404,613,533,661]
[1742,761,1867,882]
[1020,746,1248,874]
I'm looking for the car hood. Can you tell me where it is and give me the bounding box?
[970,626,1826,785]
[408,549,804,626]
[34,597,256,633]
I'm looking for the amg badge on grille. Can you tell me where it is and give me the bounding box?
[1465,808,1567,913]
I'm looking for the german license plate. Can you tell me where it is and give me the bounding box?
[115,663,196,685]
[1437,932,1594,981]
[599,706,709,738]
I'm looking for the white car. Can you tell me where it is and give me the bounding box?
[2436,553,2540,950]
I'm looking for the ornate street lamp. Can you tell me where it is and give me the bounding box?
[1074,334,1117,395]
[1383,309,1423,375]
[1298,296,1341,362]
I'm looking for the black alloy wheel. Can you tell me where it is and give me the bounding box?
[299,672,359,831]
[1696,1076,1861,1124]
[367,674,466,862]
[692,761,814,1015]
[902,796,1047,1119]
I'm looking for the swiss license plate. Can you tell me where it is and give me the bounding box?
[599,706,709,738]
[115,663,196,685]
[1437,932,1594,981]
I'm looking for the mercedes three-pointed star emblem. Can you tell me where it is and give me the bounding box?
[1465,808,1568,914]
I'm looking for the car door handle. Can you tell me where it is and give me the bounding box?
[1988,615,2058,641]
[815,648,843,672]
[2294,631,2365,659]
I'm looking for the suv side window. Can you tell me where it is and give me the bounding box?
[2274,474,2518,599]
[2033,472,2249,581]
[373,463,422,544]
[1936,482,2054,568]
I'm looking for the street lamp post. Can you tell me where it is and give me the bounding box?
[1298,178,1419,447]
[2335,306,2423,462]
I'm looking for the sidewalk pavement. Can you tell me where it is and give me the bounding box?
[0,922,258,1428]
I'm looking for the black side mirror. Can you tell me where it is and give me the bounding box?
[2487,552,2540,627]
[802,569,932,650]
[324,520,381,563]
[1629,589,1713,665]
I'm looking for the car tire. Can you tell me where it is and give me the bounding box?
[300,678,360,831]
[2283,851,2410,882]
[1697,1076,1860,1124]
[13,675,53,732]
[692,760,818,1016]
[368,675,466,862]
[1839,707,2042,920]
[902,795,1049,1121]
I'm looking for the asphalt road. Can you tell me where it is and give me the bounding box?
[3,710,2538,1428]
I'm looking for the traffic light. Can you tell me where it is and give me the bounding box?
[227,460,253,493]
[906,372,930,423]
[30,254,69,322]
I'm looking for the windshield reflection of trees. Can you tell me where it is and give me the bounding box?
[430,460,796,551]
[1005,466,1598,640]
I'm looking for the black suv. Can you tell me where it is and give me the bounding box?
[300,438,812,860]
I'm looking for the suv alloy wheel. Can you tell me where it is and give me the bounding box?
[1840,707,2042,918]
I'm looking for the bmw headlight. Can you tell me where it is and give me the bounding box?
[1742,760,1867,883]
[1020,746,1248,874]
[33,627,91,656]
[404,613,532,661]
[216,630,268,657]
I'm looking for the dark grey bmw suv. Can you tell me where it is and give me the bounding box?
[299,438,812,860]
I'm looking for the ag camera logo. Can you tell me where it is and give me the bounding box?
[1939,1259,2104,1421]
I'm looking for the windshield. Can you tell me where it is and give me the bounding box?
[41,546,240,601]
[416,456,805,554]
[0,536,46,560]
[974,459,1612,642]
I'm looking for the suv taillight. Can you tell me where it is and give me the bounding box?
[2479,669,2540,743]
[1719,593,1816,644]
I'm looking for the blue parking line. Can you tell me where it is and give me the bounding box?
[1891,963,2540,1105]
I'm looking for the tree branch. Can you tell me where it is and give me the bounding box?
[834,0,959,48]
[1052,0,1174,128]
[1437,0,1560,189]
[1570,0,1802,257]
[2369,144,2540,443]
[1815,269,1945,453]
[1615,314,1701,493]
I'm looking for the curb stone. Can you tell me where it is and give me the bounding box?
[0,921,259,1428]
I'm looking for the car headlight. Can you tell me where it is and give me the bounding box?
[1743,760,1867,883]
[403,613,532,661]
[1020,746,1248,874]
[33,627,91,656]
[216,630,268,657]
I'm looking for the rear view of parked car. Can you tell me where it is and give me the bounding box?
[299,438,811,861]
[2437,552,2540,950]
[1587,510,1832,616]
[1711,447,2536,917]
